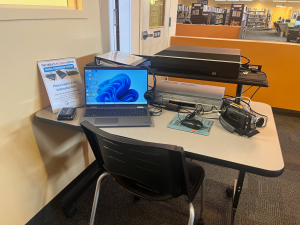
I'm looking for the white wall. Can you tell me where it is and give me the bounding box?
[0,1,102,224]
[119,0,132,53]
[117,0,140,54]
[100,0,116,53]
[170,0,179,37]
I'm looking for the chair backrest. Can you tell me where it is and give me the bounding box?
[81,121,191,199]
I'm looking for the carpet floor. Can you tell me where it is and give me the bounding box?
[43,114,300,225]
[244,29,289,43]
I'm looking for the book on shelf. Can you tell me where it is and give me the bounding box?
[232,11,241,17]
[178,5,191,12]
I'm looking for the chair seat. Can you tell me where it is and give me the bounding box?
[112,174,173,201]
[111,159,205,202]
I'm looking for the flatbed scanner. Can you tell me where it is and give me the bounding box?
[151,45,241,79]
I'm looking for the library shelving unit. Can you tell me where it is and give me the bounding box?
[202,6,225,25]
[223,9,230,25]
[266,12,272,30]
[247,8,266,29]
[228,4,247,26]
[177,5,191,24]
[190,3,204,24]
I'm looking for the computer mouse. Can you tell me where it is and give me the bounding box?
[181,119,203,130]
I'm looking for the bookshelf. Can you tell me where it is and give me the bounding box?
[223,9,230,25]
[266,12,272,30]
[228,4,247,26]
[246,8,266,29]
[202,6,225,25]
[177,5,191,24]
[190,3,204,24]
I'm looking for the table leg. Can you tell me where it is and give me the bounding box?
[235,84,244,104]
[61,163,102,218]
[230,171,246,225]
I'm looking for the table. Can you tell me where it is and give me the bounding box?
[36,101,284,225]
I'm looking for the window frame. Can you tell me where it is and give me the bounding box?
[0,0,69,7]
[0,0,85,21]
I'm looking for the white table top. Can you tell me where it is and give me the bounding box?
[36,102,284,177]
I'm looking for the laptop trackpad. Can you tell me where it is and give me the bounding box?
[95,118,118,125]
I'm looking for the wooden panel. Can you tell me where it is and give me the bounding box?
[176,24,241,39]
[170,36,300,111]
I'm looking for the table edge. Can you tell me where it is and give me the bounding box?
[35,114,84,133]
[185,151,285,177]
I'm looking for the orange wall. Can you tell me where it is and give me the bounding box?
[176,24,241,39]
[271,7,289,28]
[170,36,300,111]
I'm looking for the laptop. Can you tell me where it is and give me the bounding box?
[80,66,152,127]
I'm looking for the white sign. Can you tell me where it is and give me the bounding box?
[38,58,85,113]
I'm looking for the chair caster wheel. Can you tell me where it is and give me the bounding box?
[226,186,234,198]
[198,218,204,225]
[62,206,77,218]
[133,195,140,201]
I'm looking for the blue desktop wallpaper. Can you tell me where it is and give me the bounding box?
[85,69,147,105]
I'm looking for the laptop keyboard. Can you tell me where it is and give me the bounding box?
[84,108,148,117]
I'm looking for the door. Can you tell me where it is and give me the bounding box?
[118,0,177,85]
[139,0,171,56]
[139,0,172,84]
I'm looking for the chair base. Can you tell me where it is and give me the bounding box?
[90,172,110,225]
[90,172,205,225]
[133,195,140,201]
[226,186,234,198]
[198,218,205,225]
[62,205,77,219]
[188,203,195,225]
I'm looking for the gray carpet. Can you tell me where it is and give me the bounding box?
[244,29,288,43]
[43,114,300,225]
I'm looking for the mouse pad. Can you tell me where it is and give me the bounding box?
[167,114,214,136]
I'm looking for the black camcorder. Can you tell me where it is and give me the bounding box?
[219,100,265,137]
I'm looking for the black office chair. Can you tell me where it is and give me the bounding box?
[81,121,206,225]
[287,27,300,42]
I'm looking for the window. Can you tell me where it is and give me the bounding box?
[0,0,85,21]
[149,0,165,28]
[0,0,82,9]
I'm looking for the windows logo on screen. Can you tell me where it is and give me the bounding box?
[96,74,139,103]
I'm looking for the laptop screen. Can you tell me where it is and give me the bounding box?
[85,68,148,105]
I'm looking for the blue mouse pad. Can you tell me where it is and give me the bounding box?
[167,114,214,136]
